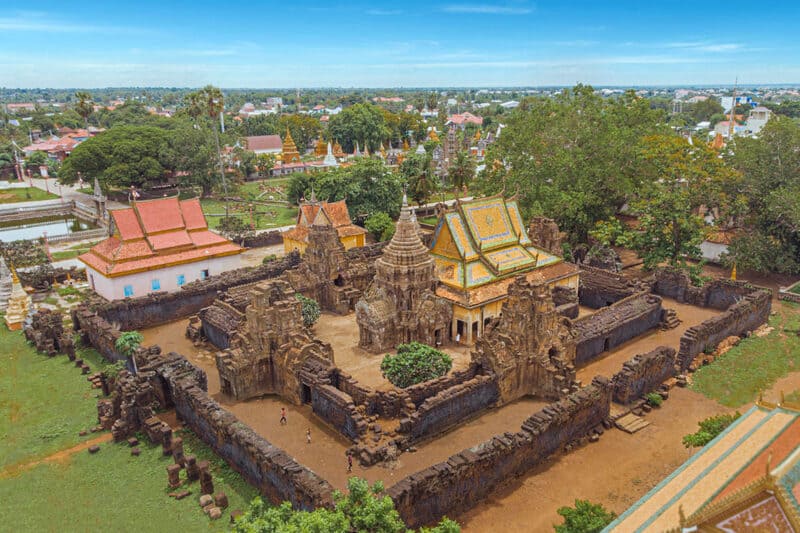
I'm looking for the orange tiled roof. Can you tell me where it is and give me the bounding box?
[79,197,242,278]
[285,199,366,244]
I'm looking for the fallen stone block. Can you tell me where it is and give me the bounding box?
[88,445,100,454]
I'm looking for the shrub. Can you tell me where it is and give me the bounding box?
[115,331,143,358]
[682,412,741,448]
[261,254,277,264]
[645,392,663,407]
[217,216,254,245]
[295,293,320,327]
[381,342,452,388]
[554,499,616,533]
[365,212,395,242]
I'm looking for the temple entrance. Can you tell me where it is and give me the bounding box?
[471,321,479,341]
[603,337,610,352]
[434,328,443,347]
[334,275,344,287]
[301,384,312,404]
[456,320,467,343]
[220,378,232,397]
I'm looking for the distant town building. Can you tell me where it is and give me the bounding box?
[79,197,243,301]
[244,134,283,155]
[745,106,772,135]
[446,112,483,129]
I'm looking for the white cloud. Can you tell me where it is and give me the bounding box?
[0,12,149,34]
[441,4,533,14]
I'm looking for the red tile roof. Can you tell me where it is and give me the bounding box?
[284,199,366,244]
[80,197,242,278]
[245,135,283,151]
[447,112,483,126]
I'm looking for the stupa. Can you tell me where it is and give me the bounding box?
[5,268,31,331]
[282,129,301,163]
[322,142,338,167]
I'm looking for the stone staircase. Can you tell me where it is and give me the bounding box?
[660,308,681,330]
[0,257,11,310]
[615,412,651,433]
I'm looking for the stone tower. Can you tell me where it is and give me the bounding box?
[356,195,451,352]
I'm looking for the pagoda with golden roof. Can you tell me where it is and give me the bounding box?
[282,129,301,164]
[333,141,345,158]
[314,138,327,157]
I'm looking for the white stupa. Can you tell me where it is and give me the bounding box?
[323,142,338,167]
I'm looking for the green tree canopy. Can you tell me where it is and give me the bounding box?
[554,500,616,533]
[233,477,460,533]
[381,342,453,388]
[328,103,389,153]
[474,85,665,243]
[400,152,435,206]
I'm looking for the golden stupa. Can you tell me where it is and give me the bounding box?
[282,129,301,164]
[5,268,30,331]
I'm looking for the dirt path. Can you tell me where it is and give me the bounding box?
[457,387,729,532]
[0,433,112,480]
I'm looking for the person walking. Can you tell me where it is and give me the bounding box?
[280,407,287,425]
[306,428,312,444]
[347,452,353,473]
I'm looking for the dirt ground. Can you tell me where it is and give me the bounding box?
[458,387,729,532]
[239,243,285,268]
[576,296,721,383]
[141,319,546,491]
[314,312,472,390]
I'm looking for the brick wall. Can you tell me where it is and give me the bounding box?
[611,346,677,404]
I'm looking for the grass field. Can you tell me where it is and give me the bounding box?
[0,326,258,530]
[0,327,109,469]
[690,302,800,407]
[201,199,297,230]
[0,187,59,204]
[50,241,100,261]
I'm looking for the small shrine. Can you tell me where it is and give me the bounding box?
[282,129,301,164]
[5,268,31,331]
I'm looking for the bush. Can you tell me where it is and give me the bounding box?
[554,499,616,533]
[217,216,254,245]
[261,254,277,264]
[115,331,143,358]
[645,392,663,407]
[682,412,741,448]
[365,212,395,242]
[381,342,452,388]
[295,293,320,327]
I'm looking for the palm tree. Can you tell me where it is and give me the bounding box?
[184,85,228,214]
[75,91,93,127]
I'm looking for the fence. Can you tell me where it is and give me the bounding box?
[46,228,108,245]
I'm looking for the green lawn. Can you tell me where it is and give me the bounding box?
[50,241,100,261]
[0,326,258,530]
[237,177,291,200]
[690,302,800,407]
[0,431,257,532]
[0,327,110,469]
[201,199,297,230]
[0,187,59,204]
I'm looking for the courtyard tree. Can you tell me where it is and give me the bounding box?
[554,500,616,533]
[328,102,389,153]
[279,113,322,154]
[233,477,460,533]
[381,342,453,388]
[295,293,321,327]
[364,212,395,242]
[400,152,435,206]
[682,412,741,448]
[217,216,254,245]
[115,331,143,358]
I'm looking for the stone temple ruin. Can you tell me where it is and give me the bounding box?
[355,196,451,352]
[60,194,774,530]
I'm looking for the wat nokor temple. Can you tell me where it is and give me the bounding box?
[282,198,367,255]
[429,195,579,344]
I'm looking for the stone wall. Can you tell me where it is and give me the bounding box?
[651,268,757,310]
[578,265,640,308]
[611,347,677,404]
[387,377,612,528]
[72,306,125,363]
[403,365,479,408]
[677,289,771,370]
[573,293,663,366]
[398,375,498,443]
[311,384,368,441]
[93,253,300,331]
[241,230,283,249]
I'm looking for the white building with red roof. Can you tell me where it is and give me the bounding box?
[446,112,483,128]
[244,135,283,154]
[79,197,243,300]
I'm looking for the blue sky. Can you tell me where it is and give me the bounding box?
[1,1,798,88]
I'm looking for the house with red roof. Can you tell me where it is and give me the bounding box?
[79,197,243,300]
[446,112,483,128]
[244,135,283,155]
[282,198,366,254]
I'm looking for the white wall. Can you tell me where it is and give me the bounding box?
[86,254,242,301]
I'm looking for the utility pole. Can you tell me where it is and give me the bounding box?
[729,77,738,139]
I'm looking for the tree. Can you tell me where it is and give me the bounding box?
[381,342,453,388]
[690,98,724,123]
[162,119,219,196]
[233,477,460,533]
[623,135,741,273]
[554,500,616,533]
[217,216,255,245]
[725,116,800,274]
[400,152,434,205]
[26,150,48,174]
[682,412,741,448]
[295,293,321,327]
[280,114,322,154]
[365,212,395,241]
[328,103,389,153]
[447,150,475,192]
[59,125,170,188]
[115,331,143,358]
[475,85,665,243]
[74,91,94,127]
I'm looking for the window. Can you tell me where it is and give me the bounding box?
[123,285,134,297]
[177,274,185,287]
[151,279,161,291]
[200,269,209,280]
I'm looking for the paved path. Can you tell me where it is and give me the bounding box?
[27,177,126,209]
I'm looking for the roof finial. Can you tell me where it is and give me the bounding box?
[402,185,408,208]
[310,185,317,204]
